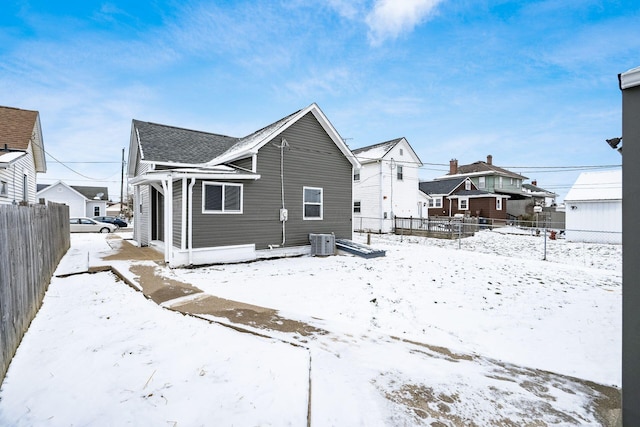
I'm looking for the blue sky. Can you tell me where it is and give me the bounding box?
[1,0,637,202]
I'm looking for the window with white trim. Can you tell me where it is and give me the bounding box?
[303,186,323,220]
[499,176,503,188]
[353,171,360,181]
[0,181,7,197]
[459,197,468,210]
[353,201,361,213]
[478,176,486,188]
[202,182,243,213]
[397,165,403,180]
[429,197,443,208]
[94,206,100,216]
[464,180,471,191]
[496,197,502,210]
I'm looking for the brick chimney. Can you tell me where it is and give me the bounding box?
[487,154,493,165]
[449,159,458,175]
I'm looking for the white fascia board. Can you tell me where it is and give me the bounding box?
[620,66,640,90]
[309,105,361,169]
[130,171,260,185]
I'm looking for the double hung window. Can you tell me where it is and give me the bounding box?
[303,187,323,220]
[203,182,243,213]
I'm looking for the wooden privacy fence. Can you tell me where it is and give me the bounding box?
[0,202,70,384]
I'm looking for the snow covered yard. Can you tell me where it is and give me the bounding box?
[0,229,622,426]
[175,229,621,387]
[0,271,310,426]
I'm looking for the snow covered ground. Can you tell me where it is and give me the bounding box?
[0,229,621,426]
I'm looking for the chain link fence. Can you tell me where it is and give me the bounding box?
[354,216,621,268]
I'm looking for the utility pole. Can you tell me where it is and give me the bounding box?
[120,148,124,216]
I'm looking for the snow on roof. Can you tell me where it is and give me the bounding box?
[0,151,26,167]
[352,138,401,162]
[564,169,621,202]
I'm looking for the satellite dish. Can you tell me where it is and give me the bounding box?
[94,192,104,200]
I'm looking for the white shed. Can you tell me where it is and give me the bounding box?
[564,170,621,244]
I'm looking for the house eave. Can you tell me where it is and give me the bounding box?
[130,170,261,185]
[207,103,361,170]
[620,66,640,90]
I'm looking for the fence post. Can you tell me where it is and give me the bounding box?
[543,227,547,260]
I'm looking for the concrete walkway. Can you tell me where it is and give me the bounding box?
[56,233,622,426]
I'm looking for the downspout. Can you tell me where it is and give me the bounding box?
[390,158,395,220]
[188,178,196,265]
[161,178,170,264]
[181,178,187,250]
[379,160,383,232]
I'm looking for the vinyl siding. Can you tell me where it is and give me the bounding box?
[190,112,353,249]
[0,144,37,205]
[353,139,421,232]
[37,184,86,217]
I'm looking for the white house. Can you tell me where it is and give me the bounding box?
[0,106,47,205]
[564,169,621,244]
[37,181,109,217]
[352,137,423,233]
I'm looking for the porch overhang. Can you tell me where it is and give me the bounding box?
[129,170,261,186]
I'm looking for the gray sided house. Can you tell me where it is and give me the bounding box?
[419,177,508,219]
[128,103,360,267]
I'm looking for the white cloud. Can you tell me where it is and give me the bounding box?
[365,0,443,46]
[326,0,367,19]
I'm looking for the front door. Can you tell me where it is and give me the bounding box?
[151,187,164,241]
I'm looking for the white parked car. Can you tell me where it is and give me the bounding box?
[70,217,117,233]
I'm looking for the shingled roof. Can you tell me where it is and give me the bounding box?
[37,182,110,201]
[0,106,38,151]
[71,185,109,201]
[130,103,360,172]
[451,158,527,180]
[419,177,467,195]
[0,105,46,172]
[132,120,239,165]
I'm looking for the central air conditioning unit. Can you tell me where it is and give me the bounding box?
[309,233,335,256]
